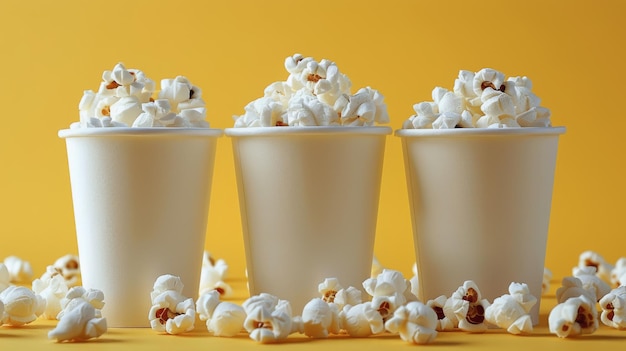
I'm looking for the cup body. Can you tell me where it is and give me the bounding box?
[396,127,565,324]
[59,128,222,327]
[226,126,391,313]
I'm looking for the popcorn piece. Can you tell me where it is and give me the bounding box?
[196,290,245,337]
[0,263,10,292]
[572,266,611,301]
[426,295,455,331]
[610,257,626,288]
[363,269,410,321]
[199,251,232,297]
[148,274,195,335]
[484,282,536,334]
[318,277,343,303]
[333,286,363,310]
[542,267,553,295]
[555,276,596,303]
[3,256,33,283]
[599,286,626,329]
[233,97,286,127]
[443,280,490,333]
[287,90,339,126]
[59,286,105,320]
[32,268,69,320]
[48,298,107,342]
[549,295,598,338]
[301,298,340,338]
[576,250,614,283]
[48,254,81,287]
[242,293,301,343]
[338,302,384,337]
[0,286,45,326]
[384,301,438,344]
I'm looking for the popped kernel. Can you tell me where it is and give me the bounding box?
[0,263,10,292]
[3,256,33,283]
[48,298,107,342]
[610,258,626,288]
[549,295,598,338]
[484,282,536,335]
[242,293,301,343]
[599,286,626,329]
[443,280,490,333]
[301,298,341,338]
[333,286,363,310]
[338,302,384,337]
[59,286,105,320]
[318,277,342,303]
[426,295,455,331]
[196,290,245,337]
[576,250,614,284]
[384,301,438,344]
[31,268,69,320]
[555,276,596,304]
[0,286,45,326]
[52,254,81,287]
[148,274,195,335]
[199,251,232,298]
[572,266,611,301]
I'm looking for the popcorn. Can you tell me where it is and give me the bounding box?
[363,269,412,322]
[576,250,614,283]
[242,293,301,343]
[301,298,341,338]
[0,263,10,292]
[59,286,105,319]
[443,280,491,332]
[73,63,209,129]
[3,255,33,283]
[48,298,107,342]
[572,266,611,301]
[0,286,45,326]
[555,276,596,303]
[333,286,363,310]
[403,68,551,129]
[338,302,384,337]
[542,267,553,295]
[318,277,343,303]
[599,286,626,329]
[549,294,598,338]
[426,295,455,331]
[384,301,438,344]
[233,54,389,128]
[31,268,69,320]
[610,257,626,288]
[196,290,245,337]
[198,251,232,297]
[148,274,196,335]
[484,282,536,335]
[42,254,81,287]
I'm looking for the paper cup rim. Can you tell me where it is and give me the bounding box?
[224,125,392,137]
[58,127,223,139]
[394,126,565,138]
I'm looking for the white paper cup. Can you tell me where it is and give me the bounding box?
[396,126,565,324]
[59,128,222,327]
[226,126,391,313]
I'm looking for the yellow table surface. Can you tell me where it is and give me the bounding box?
[2,276,625,351]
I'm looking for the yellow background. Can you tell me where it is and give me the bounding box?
[1,0,625,290]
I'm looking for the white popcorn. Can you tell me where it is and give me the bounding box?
[196,290,245,337]
[233,97,286,127]
[132,99,181,127]
[199,251,231,297]
[384,301,438,344]
[573,266,611,301]
[287,90,339,126]
[555,276,596,303]
[32,269,69,320]
[59,286,105,319]
[49,254,81,287]
[318,277,343,303]
[443,280,490,333]
[542,267,553,295]
[338,302,384,337]
[426,295,455,331]
[363,269,410,321]
[576,250,614,283]
[48,299,107,342]
[333,286,363,310]
[549,294,598,337]
[338,87,390,126]
[599,286,626,329]
[301,298,341,338]
[148,274,195,335]
[264,81,294,107]
[484,282,536,334]
[610,257,626,288]
[0,286,45,326]
[3,256,33,283]
[242,293,301,343]
[0,263,10,292]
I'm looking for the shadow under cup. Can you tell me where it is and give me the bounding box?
[59,128,222,327]
[396,126,565,325]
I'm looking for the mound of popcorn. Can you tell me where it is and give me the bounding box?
[233,54,390,127]
[402,68,551,129]
[72,63,209,129]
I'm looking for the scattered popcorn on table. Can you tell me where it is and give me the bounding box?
[549,294,598,338]
[542,267,553,295]
[242,293,302,343]
[484,282,536,335]
[196,290,245,337]
[572,266,611,301]
[0,263,10,292]
[338,302,384,337]
[301,298,340,338]
[443,281,491,333]
[426,295,455,331]
[48,298,107,342]
[363,269,413,322]
[31,268,69,320]
[599,285,626,329]
[3,256,33,283]
[384,301,438,344]
[199,251,232,297]
[576,250,614,284]
[610,258,626,288]
[59,286,105,319]
[148,274,196,335]
[0,286,45,326]
[555,276,596,303]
